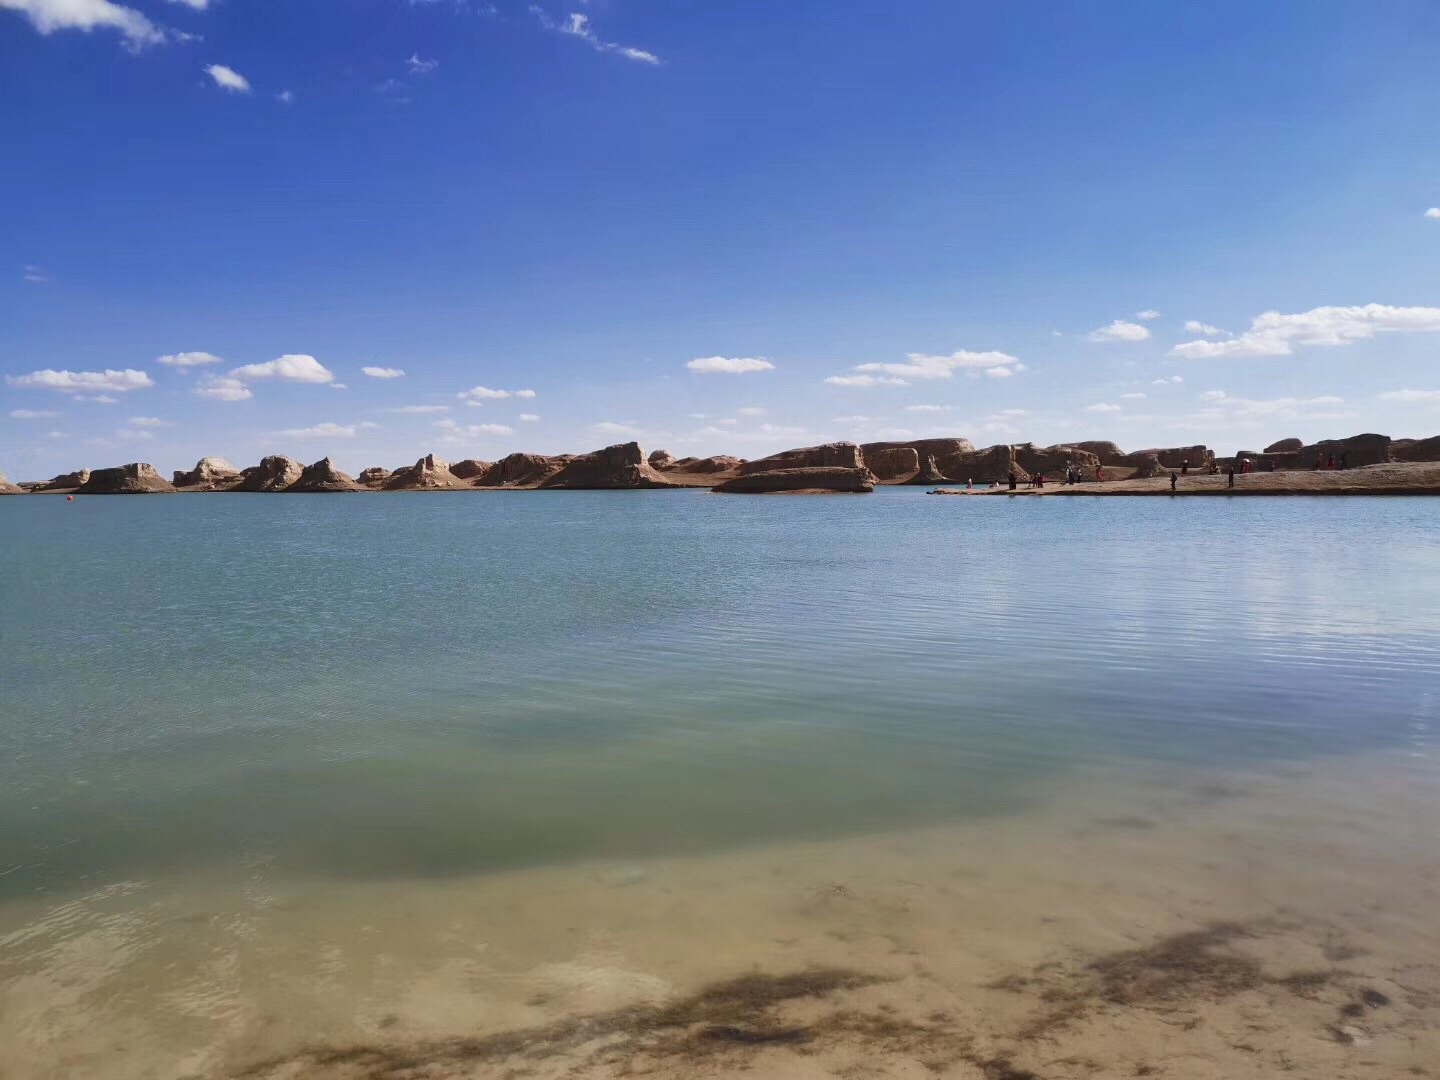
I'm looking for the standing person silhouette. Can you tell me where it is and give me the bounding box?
[1170,471,1178,492]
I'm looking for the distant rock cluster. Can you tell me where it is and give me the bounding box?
[5,431,1439,497]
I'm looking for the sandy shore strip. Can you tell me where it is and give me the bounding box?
[930,460,1440,496]
[1,750,1436,1079]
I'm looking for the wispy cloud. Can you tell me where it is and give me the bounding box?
[361,366,406,379]
[434,418,513,438]
[6,368,154,393]
[829,349,1023,387]
[195,375,252,401]
[530,6,661,64]
[1182,320,1226,337]
[384,404,450,414]
[22,264,50,284]
[1085,402,1122,413]
[9,408,60,419]
[1172,304,1440,360]
[1425,208,1440,220]
[203,63,251,92]
[231,354,335,383]
[158,350,222,367]
[1088,320,1151,343]
[406,52,438,74]
[275,89,294,104]
[824,374,907,388]
[686,356,775,375]
[519,413,540,422]
[1378,389,1440,403]
[127,416,172,427]
[593,420,643,437]
[1,0,165,48]
[457,385,537,404]
[273,421,379,439]
[1134,309,1161,321]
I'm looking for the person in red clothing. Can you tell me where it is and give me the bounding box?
[1326,453,1336,470]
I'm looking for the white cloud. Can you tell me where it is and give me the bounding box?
[166,0,207,8]
[686,356,776,375]
[157,350,222,367]
[457,384,536,403]
[1182,320,1226,337]
[532,6,661,64]
[46,430,68,439]
[274,421,379,439]
[904,404,950,413]
[1172,304,1440,360]
[824,374,907,388]
[275,90,294,104]
[519,413,540,422]
[22,264,50,284]
[0,0,165,47]
[406,52,438,74]
[230,354,334,383]
[127,416,171,427]
[384,404,449,414]
[1192,390,1349,420]
[203,63,251,93]
[1378,389,1440,403]
[88,394,119,404]
[1085,402,1122,413]
[1135,309,1161,321]
[1426,208,1440,220]
[361,366,406,379]
[737,406,767,416]
[853,349,1023,380]
[434,419,513,438]
[1088,320,1151,343]
[516,389,536,399]
[831,415,872,423]
[1151,375,1184,385]
[115,427,154,442]
[10,408,60,419]
[194,375,252,401]
[1120,392,1147,400]
[6,368,154,393]
[983,366,1013,378]
[593,421,643,437]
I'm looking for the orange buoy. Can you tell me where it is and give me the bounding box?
[67,495,74,501]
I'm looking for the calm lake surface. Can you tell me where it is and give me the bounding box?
[1,489,1438,1078]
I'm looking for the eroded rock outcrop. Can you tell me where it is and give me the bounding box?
[914,454,949,485]
[1298,433,1392,469]
[1393,436,1440,463]
[39,469,90,491]
[173,457,240,489]
[1128,445,1212,470]
[385,454,463,490]
[237,456,304,492]
[860,438,975,479]
[450,459,492,480]
[357,467,392,488]
[1015,443,1100,480]
[739,442,865,476]
[665,455,743,474]
[288,457,361,492]
[76,463,176,494]
[648,449,675,469]
[475,452,568,488]
[713,467,873,494]
[0,469,23,495]
[1128,454,1167,479]
[1069,441,1127,466]
[864,446,921,481]
[938,444,1028,484]
[541,442,676,489]
[1265,438,1303,454]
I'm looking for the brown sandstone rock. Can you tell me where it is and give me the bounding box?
[648,449,675,469]
[1015,443,1100,479]
[76,463,176,494]
[476,452,569,487]
[450,459,492,480]
[1264,438,1303,454]
[357,467,392,487]
[666,455,744,474]
[173,456,241,489]
[1393,436,1440,463]
[1070,441,1127,465]
[738,442,865,475]
[385,453,463,489]
[541,442,676,489]
[1298,433,1392,468]
[713,467,873,494]
[860,438,975,479]
[1128,454,1167,479]
[864,446,921,481]
[0,469,23,495]
[937,444,1028,484]
[39,468,90,491]
[288,457,361,492]
[913,454,949,485]
[1128,445,1212,470]
[237,455,304,492]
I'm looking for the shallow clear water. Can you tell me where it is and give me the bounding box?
[1,490,1438,1077]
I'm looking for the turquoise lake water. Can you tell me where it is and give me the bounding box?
[1,490,1439,1078]
[3,490,1436,896]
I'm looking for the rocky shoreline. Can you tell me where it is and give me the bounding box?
[4,431,1439,496]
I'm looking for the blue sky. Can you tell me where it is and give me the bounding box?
[3,0,1440,479]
